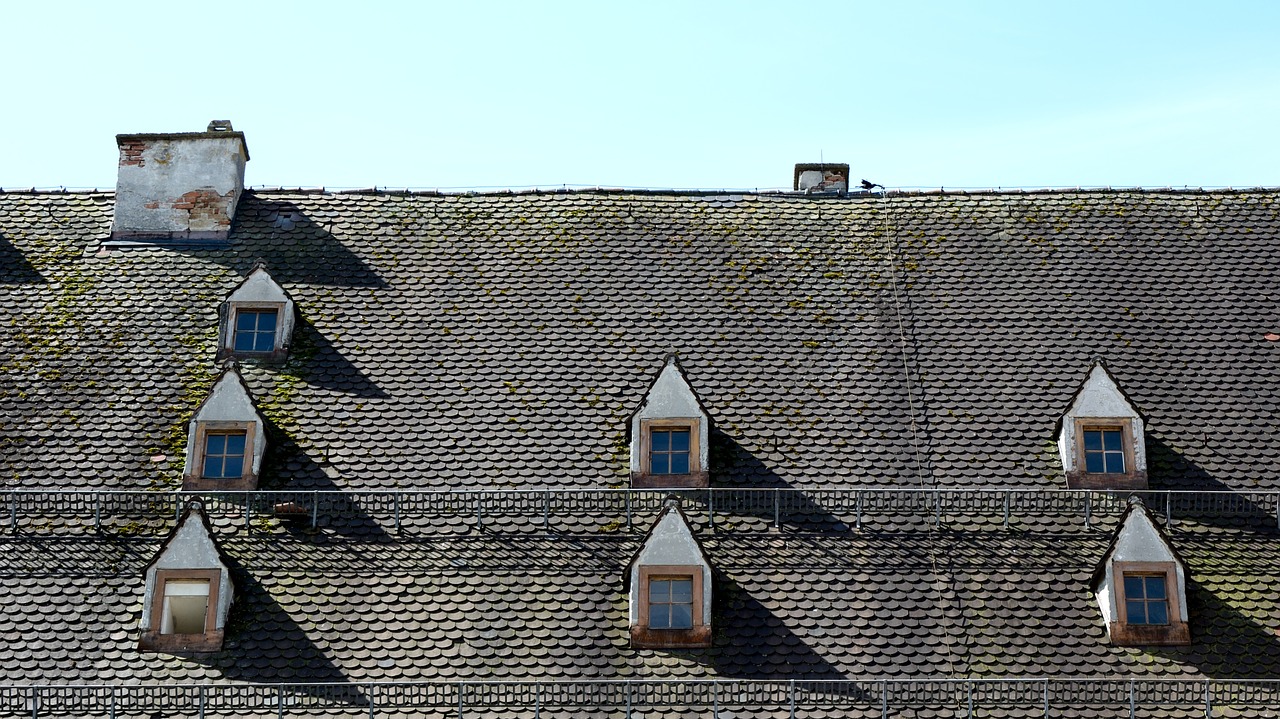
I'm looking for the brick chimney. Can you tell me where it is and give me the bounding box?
[793,163,849,193]
[112,121,250,241]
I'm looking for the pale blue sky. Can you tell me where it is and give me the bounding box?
[4,1,1278,190]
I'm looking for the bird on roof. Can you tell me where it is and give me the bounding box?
[861,179,884,190]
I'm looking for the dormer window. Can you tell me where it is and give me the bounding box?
[629,355,712,489]
[626,498,713,649]
[139,503,234,653]
[217,263,295,362]
[1057,362,1147,489]
[182,365,266,491]
[1090,498,1190,646]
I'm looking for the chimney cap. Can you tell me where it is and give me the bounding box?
[116,121,250,161]
[793,163,849,192]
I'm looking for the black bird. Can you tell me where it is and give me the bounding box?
[861,179,884,190]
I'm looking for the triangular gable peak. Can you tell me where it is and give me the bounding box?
[626,498,713,649]
[629,354,712,488]
[138,502,234,652]
[182,363,268,491]
[1090,498,1189,646]
[1057,362,1147,489]
[216,262,296,362]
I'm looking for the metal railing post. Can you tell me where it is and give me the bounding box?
[707,488,714,530]
[713,680,719,717]
[197,685,205,719]
[95,494,102,533]
[368,684,375,719]
[542,490,550,531]
[1003,491,1011,530]
[277,684,284,719]
[244,494,251,531]
[1128,679,1135,719]
[394,493,402,534]
[475,495,483,531]
[774,488,780,529]
[856,490,863,531]
[881,679,888,719]
[1043,678,1049,718]
[789,679,796,719]
[311,491,319,529]
[110,686,118,719]
[457,681,464,719]
[967,680,974,718]
[11,492,18,532]
[625,491,633,532]
[1084,493,1092,529]
[1166,491,1174,529]
[535,683,542,719]
[29,686,37,719]
[1204,679,1211,718]
[626,682,633,719]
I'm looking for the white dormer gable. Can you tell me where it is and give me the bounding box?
[138,502,234,652]
[1057,362,1147,489]
[1090,498,1189,645]
[626,498,713,648]
[629,355,711,488]
[182,363,267,490]
[217,263,296,362]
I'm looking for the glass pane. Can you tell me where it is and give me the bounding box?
[203,457,223,478]
[205,434,226,454]
[1103,430,1123,449]
[650,580,671,602]
[1104,452,1125,473]
[1083,431,1102,451]
[1144,576,1166,600]
[1126,600,1147,624]
[1085,453,1105,473]
[669,604,693,629]
[252,332,274,352]
[1146,601,1169,625]
[224,433,246,455]
[670,579,692,603]
[650,605,671,629]
[236,312,257,330]
[670,453,689,474]
[651,455,670,474]
[257,312,277,332]
[234,332,255,351]
[651,431,669,452]
[671,430,690,452]
[1123,576,1144,597]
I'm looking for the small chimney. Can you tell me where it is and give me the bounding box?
[112,121,250,241]
[793,163,849,194]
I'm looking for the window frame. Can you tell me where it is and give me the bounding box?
[1074,419,1135,478]
[637,418,704,485]
[224,301,286,359]
[140,568,223,652]
[1109,560,1189,645]
[632,564,709,648]
[187,420,256,490]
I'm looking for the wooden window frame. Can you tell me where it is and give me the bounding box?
[222,301,287,361]
[1109,560,1189,645]
[635,418,707,488]
[186,421,256,491]
[139,568,224,652]
[1068,418,1145,489]
[631,564,711,649]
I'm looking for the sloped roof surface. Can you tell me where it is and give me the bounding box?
[3,188,1280,714]
[3,189,1280,492]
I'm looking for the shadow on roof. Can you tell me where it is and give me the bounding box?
[292,314,388,398]
[180,197,386,289]
[0,232,44,283]
[1148,435,1275,530]
[710,429,854,533]
[1148,579,1280,679]
[705,581,850,680]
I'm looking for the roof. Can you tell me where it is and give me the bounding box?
[4,186,1280,715]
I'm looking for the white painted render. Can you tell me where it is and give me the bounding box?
[140,507,233,630]
[184,372,266,475]
[1094,506,1185,626]
[1058,365,1145,473]
[114,135,247,236]
[628,509,712,625]
[630,360,709,473]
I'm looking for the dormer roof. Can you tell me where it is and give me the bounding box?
[1056,361,1146,434]
[1088,497,1187,592]
[626,353,713,437]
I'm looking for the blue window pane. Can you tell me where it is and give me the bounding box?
[651,605,671,629]
[670,454,689,474]
[234,332,256,352]
[1126,600,1147,624]
[669,604,693,629]
[670,580,692,603]
[205,434,226,455]
[1103,430,1123,449]
[651,580,671,601]
[1123,576,1144,596]
[1085,453,1105,473]
[651,455,670,474]
[651,432,669,452]
[225,433,246,455]
[203,457,223,478]
[671,430,690,452]
[256,312,277,333]
[236,312,258,330]
[1146,601,1169,625]
[1104,452,1126,473]
[1144,577,1166,600]
[1083,431,1102,451]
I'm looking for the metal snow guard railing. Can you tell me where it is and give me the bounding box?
[5,487,1280,535]
[5,678,1280,717]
